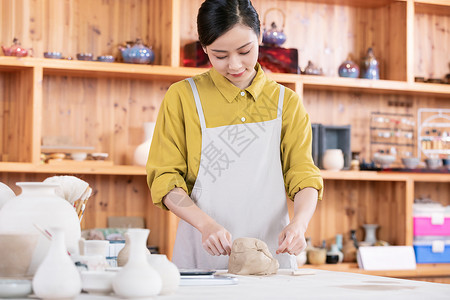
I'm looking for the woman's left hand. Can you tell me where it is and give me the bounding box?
[276,221,306,256]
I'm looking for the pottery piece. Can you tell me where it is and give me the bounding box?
[134,122,156,166]
[373,153,395,168]
[361,47,379,79]
[0,182,81,275]
[296,251,307,267]
[113,228,162,298]
[342,230,358,263]
[77,239,110,271]
[117,232,151,267]
[147,254,180,295]
[303,60,323,75]
[425,158,442,170]
[80,271,115,295]
[76,53,94,61]
[363,224,379,245]
[43,52,62,59]
[119,38,155,64]
[322,149,344,171]
[402,157,420,169]
[338,57,360,78]
[262,8,287,46]
[71,152,87,161]
[32,227,82,299]
[307,248,326,265]
[0,279,32,298]
[0,233,39,278]
[1,38,32,57]
[97,55,115,62]
[0,182,15,209]
[326,244,343,264]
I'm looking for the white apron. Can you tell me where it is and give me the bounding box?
[172,77,296,270]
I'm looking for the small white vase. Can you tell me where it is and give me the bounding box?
[296,251,307,267]
[117,232,151,267]
[0,182,81,275]
[322,149,345,171]
[147,254,180,295]
[0,182,15,209]
[32,227,82,299]
[113,229,162,298]
[363,224,379,245]
[133,122,156,166]
[327,244,344,263]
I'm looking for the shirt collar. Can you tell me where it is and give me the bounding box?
[209,63,266,103]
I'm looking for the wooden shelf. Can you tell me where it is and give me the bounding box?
[321,170,450,182]
[307,262,450,279]
[1,57,448,97]
[0,162,146,175]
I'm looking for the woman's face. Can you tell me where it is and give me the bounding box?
[204,24,260,89]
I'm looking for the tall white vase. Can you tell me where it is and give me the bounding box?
[113,229,162,298]
[133,122,156,166]
[32,227,82,299]
[148,254,180,295]
[0,182,81,275]
[363,224,379,245]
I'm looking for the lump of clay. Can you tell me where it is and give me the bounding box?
[228,237,279,275]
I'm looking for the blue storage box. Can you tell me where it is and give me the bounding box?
[413,239,450,263]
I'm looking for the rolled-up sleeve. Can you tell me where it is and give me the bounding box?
[146,84,189,210]
[281,90,323,201]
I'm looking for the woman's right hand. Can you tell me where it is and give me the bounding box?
[200,222,232,256]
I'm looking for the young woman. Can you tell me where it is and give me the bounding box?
[147,0,323,270]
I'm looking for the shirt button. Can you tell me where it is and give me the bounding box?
[240,91,245,96]
[241,117,246,122]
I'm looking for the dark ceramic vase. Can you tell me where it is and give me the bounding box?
[361,48,379,79]
[338,59,360,78]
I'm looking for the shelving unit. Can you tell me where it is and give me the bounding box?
[1,0,449,282]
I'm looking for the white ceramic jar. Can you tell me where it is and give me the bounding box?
[133,122,156,166]
[0,182,81,275]
[322,149,345,171]
[147,254,180,295]
[32,227,82,299]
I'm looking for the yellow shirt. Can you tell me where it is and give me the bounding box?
[147,64,323,209]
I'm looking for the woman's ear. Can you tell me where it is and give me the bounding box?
[202,46,207,54]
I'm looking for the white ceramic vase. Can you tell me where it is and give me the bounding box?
[0,182,15,209]
[363,224,379,245]
[117,232,151,267]
[147,254,180,295]
[113,229,162,298]
[32,227,82,299]
[295,251,307,267]
[322,149,345,171]
[327,244,344,263]
[133,122,156,166]
[0,182,81,275]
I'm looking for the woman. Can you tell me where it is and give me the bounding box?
[147,0,323,270]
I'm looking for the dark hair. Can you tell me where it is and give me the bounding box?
[197,0,260,46]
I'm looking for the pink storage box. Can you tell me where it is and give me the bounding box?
[413,204,450,236]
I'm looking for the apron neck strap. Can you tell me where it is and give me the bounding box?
[187,78,207,131]
[277,85,285,119]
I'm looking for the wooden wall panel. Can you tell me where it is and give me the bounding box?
[0,0,172,65]
[303,89,450,164]
[0,69,34,163]
[180,0,406,80]
[306,180,407,248]
[42,75,168,165]
[414,11,450,79]
[414,182,450,206]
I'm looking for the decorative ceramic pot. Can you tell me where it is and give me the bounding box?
[113,229,162,298]
[0,182,81,275]
[0,182,15,209]
[362,224,379,245]
[361,47,379,79]
[262,8,287,46]
[338,58,360,78]
[147,254,180,295]
[1,38,32,57]
[133,122,156,166]
[303,60,323,75]
[307,248,327,265]
[32,227,82,299]
[117,232,151,267]
[119,38,155,64]
[322,149,344,171]
[326,244,343,264]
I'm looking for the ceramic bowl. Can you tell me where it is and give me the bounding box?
[425,158,442,170]
[43,52,63,59]
[0,233,38,277]
[0,279,32,298]
[401,157,420,169]
[307,248,327,265]
[50,153,66,160]
[77,53,94,61]
[373,154,396,168]
[97,55,115,63]
[71,152,87,161]
[91,153,109,161]
[81,270,116,294]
